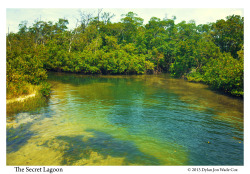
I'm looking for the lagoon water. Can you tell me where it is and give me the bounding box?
[7,73,243,165]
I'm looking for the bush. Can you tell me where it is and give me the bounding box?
[186,71,204,82]
[203,52,243,96]
[39,82,51,97]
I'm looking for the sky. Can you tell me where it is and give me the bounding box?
[6,8,244,33]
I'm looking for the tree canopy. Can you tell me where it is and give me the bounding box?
[6,11,244,98]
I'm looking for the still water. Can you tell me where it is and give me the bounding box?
[7,72,243,165]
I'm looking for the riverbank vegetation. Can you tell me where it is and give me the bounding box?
[7,93,48,116]
[6,10,244,98]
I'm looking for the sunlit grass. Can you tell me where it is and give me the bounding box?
[6,93,48,118]
[7,82,37,100]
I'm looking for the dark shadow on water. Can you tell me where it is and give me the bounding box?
[7,122,35,153]
[50,129,160,165]
[207,86,244,100]
[47,71,108,86]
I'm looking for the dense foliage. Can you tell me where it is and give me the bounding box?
[6,11,244,98]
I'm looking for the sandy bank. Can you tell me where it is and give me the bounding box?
[7,92,37,104]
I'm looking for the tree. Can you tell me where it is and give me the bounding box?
[121,12,144,43]
[101,12,115,24]
[203,51,243,96]
[211,15,244,58]
[18,21,28,35]
[78,10,93,33]
[6,12,244,98]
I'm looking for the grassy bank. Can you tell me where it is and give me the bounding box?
[6,82,51,117]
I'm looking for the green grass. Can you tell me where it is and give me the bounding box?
[6,93,48,117]
[7,82,37,99]
[6,82,51,117]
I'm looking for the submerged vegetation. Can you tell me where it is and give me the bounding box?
[6,10,244,98]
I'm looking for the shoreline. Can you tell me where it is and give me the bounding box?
[6,91,37,105]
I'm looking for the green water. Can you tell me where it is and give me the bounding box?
[7,72,243,165]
